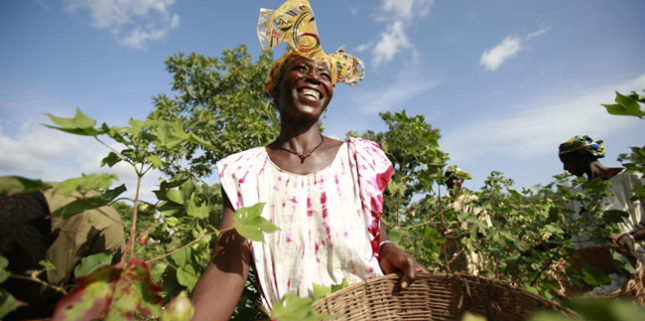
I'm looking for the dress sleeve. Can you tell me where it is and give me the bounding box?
[348,137,394,258]
[216,147,265,210]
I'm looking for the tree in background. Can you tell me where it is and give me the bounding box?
[149,45,280,178]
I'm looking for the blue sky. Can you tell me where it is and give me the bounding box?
[1,0,644,201]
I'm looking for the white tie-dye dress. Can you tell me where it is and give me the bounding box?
[217,137,393,310]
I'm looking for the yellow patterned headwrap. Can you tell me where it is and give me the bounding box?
[558,135,606,158]
[258,0,365,94]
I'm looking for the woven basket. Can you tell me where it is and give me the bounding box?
[312,273,573,321]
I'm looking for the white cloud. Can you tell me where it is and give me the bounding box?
[372,21,412,66]
[0,121,161,202]
[367,0,434,67]
[480,26,548,71]
[442,73,645,161]
[480,36,522,71]
[63,0,180,49]
[382,0,433,20]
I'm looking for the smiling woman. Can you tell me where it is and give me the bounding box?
[188,0,426,320]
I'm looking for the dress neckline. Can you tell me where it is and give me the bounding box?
[264,141,347,177]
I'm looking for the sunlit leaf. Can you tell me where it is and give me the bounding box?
[147,155,163,169]
[166,190,185,205]
[0,176,51,194]
[187,200,210,219]
[461,312,487,321]
[40,259,57,272]
[312,283,331,301]
[233,203,279,242]
[56,174,118,197]
[160,291,195,321]
[176,265,199,291]
[46,108,102,136]
[270,293,332,321]
[601,91,645,118]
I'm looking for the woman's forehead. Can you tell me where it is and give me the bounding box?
[286,56,330,71]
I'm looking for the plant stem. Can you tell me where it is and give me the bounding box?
[145,231,216,264]
[94,136,135,167]
[123,174,143,264]
[10,273,68,295]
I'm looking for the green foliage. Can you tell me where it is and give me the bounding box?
[52,259,162,321]
[161,291,195,321]
[0,176,51,194]
[233,203,278,242]
[269,294,333,321]
[352,110,448,220]
[601,90,645,118]
[529,299,645,321]
[74,252,114,278]
[0,288,24,319]
[1,256,25,318]
[148,45,279,177]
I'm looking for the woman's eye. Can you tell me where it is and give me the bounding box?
[294,65,307,71]
[320,72,331,80]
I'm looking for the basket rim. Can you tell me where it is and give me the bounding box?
[312,272,573,314]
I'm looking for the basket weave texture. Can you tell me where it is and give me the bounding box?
[312,273,573,321]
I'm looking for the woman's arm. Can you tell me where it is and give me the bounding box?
[191,190,251,321]
[378,220,428,288]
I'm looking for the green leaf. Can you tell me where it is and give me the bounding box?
[101,184,127,202]
[101,152,122,168]
[56,174,118,197]
[233,203,279,242]
[461,312,487,321]
[0,288,25,319]
[602,210,629,224]
[46,108,102,136]
[52,185,124,219]
[330,278,348,292]
[166,190,185,205]
[40,259,57,272]
[74,252,114,278]
[160,291,195,321]
[0,176,52,194]
[176,265,199,291]
[170,247,190,267]
[105,259,162,320]
[387,228,404,246]
[187,200,210,219]
[0,256,9,283]
[147,155,163,169]
[312,283,331,301]
[633,186,645,201]
[601,91,645,118]
[270,293,332,321]
[52,264,122,320]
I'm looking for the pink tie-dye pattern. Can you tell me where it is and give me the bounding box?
[216,139,392,310]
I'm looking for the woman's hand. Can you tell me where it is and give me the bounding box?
[610,232,637,266]
[378,242,428,289]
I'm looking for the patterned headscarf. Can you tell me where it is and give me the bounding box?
[258,0,365,94]
[558,135,606,158]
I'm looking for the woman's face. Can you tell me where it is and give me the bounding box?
[559,151,590,177]
[273,56,334,122]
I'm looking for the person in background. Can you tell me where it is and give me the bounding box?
[442,167,492,275]
[190,1,427,320]
[558,135,645,295]
[0,177,125,319]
